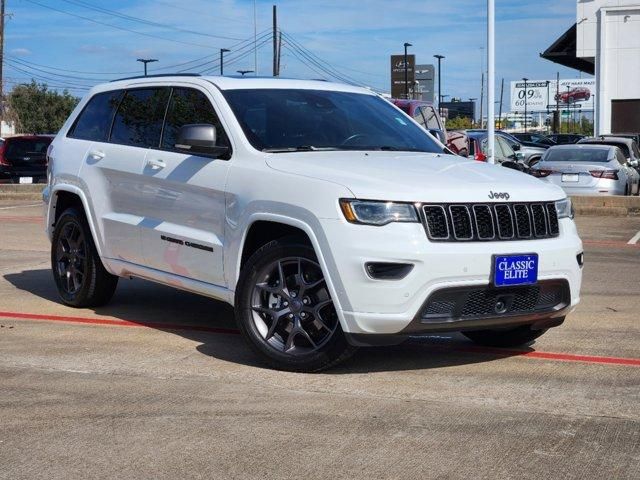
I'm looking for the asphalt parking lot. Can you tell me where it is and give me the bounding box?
[0,200,638,480]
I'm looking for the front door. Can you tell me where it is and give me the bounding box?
[138,87,232,286]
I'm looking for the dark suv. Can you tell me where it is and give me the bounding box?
[0,135,53,183]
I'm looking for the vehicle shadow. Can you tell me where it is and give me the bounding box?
[3,268,536,373]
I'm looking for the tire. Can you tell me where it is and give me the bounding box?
[462,324,549,348]
[235,238,357,372]
[51,207,118,307]
[528,157,541,168]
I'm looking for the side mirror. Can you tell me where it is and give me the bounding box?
[176,124,229,157]
[511,143,521,151]
[516,152,526,161]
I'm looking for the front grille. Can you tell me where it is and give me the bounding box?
[422,202,559,242]
[420,280,570,323]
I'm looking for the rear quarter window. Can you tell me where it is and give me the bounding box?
[68,90,123,142]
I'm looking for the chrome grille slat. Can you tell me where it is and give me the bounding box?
[421,202,560,242]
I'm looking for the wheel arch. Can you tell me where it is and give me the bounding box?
[47,184,105,257]
[232,214,350,331]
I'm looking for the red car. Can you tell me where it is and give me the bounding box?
[391,99,469,156]
[0,135,53,184]
[555,87,590,104]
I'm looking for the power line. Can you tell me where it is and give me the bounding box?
[22,0,225,50]
[200,35,274,75]
[5,57,109,82]
[59,0,244,41]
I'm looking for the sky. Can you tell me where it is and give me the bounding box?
[5,0,590,111]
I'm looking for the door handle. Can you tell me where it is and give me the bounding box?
[88,150,105,161]
[146,158,166,170]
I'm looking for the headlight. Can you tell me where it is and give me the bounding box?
[555,197,574,219]
[339,199,419,226]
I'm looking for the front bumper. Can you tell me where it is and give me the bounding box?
[319,217,583,337]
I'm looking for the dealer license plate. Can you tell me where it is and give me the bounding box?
[493,254,538,287]
[561,173,579,183]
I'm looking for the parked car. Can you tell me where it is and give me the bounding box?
[546,133,585,145]
[512,133,556,147]
[0,134,53,184]
[531,144,640,196]
[392,99,469,156]
[577,136,640,175]
[608,132,640,145]
[44,75,582,371]
[467,129,547,166]
[555,87,591,104]
[467,132,530,173]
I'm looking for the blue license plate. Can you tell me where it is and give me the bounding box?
[493,254,538,287]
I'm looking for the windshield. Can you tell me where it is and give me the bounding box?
[543,148,610,163]
[222,89,443,153]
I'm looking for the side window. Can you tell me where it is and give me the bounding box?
[110,88,170,148]
[162,88,230,150]
[423,106,441,130]
[616,148,627,165]
[632,141,640,159]
[412,108,426,127]
[500,137,515,158]
[68,90,123,141]
[494,137,507,159]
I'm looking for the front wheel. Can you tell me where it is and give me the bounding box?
[235,238,356,372]
[462,323,553,348]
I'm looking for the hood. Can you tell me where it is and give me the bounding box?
[266,151,565,203]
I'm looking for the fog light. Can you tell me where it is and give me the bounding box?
[365,262,414,280]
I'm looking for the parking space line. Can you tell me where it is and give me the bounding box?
[0,204,41,210]
[628,230,640,245]
[1,310,639,367]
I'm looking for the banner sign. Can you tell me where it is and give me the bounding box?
[510,78,595,112]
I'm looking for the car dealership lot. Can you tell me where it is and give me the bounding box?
[0,201,638,480]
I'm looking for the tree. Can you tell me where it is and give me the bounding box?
[446,116,473,130]
[7,80,79,134]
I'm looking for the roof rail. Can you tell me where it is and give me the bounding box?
[110,73,201,82]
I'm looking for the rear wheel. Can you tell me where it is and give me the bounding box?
[235,238,356,372]
[462,323,553,348]
[51,207,118,307]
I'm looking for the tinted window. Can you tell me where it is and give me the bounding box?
[110,88,170,148]
[632,141,640,158]
[5,138,52,161]
[544,148,610,163]
[162,88,229,150]
[412,109,425,127]
[69,90,123,141]
[223,89,443,153]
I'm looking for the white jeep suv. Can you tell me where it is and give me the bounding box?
[44,75,583,371]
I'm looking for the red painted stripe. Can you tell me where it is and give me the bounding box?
[0,310,240,336]
[1,310,639,367]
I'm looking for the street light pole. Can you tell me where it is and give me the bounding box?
[220,48,231,76]
[434,54,445,117]
[136,58,157,76]
[237,70,254,76]
[403,42,412,99]
[469,98,478,126]
[522,77,529,133]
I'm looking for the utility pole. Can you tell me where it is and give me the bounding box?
[469,98,478,126]
[136,58,158,76]
[434,54,445,117]
[498,78,504,130]
[0,0,5,136]
[220,48,230,75]
[253,0,258,75]
[276,31,282,76]
[272,5,277,77]
[479,72,484,129]
[403,42,412,99]
[522,78,529,133]
[487,0,495,163]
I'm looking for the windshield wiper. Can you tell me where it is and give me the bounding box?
[262,146,340,153]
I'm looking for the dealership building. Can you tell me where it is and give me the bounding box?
[542,0,640,134]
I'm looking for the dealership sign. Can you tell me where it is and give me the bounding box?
[510,78,595,112]
[390,54,415,99]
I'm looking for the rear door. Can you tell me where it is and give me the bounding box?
[138,86,232,286]
[76,87,170,265]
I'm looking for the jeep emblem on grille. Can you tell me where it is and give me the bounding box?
[488,191,510,200]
